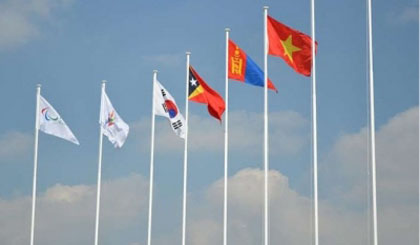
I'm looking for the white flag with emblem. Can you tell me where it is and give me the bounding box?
[100,91,129,148]
[154,79,186,138]
[38,96,80,145]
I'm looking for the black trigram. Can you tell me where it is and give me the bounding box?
[161,89,167,97]
[162,103,168,113]
[172,120,183,130]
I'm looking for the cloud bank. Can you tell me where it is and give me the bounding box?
[0,0,73,50]
[0,107,417,244]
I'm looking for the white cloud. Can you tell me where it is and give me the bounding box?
[132,110,308,156]
[188,168,367,245]
[0,131,33,160]
[0,0,73,50]
[178,106,419,245]
[388,5,419,25]
[0,173,148,245]
[0,107,417,244]
[398,6,419,23]
[321,107,419,207]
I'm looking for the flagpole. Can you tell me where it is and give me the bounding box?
[94,80,106,245]
[182,52,191,245]
[310,0,320,244]
[147,71,157,245]
[367,0,378,244]
[30,84,41,245]
[223,27,230,245]
[263,6,269,245]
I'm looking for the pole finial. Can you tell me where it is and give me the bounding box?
[263,6,269,10]
[36,84,41,88]
[225,28,231,32]
[186,51,191,55]
[102,80,107,84]
[153,70,158,74]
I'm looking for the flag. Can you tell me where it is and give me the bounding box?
[267,15,317,76]
[100,91,129,148]
[39,96,79,145]
[188,66,225,121]
[228,39,277,92]
[154,78,187,138]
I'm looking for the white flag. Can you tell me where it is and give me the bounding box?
[39,96,80,145]
[100,91,129,148]
[154,79,186,138]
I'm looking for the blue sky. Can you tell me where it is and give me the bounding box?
[0,0,418,245]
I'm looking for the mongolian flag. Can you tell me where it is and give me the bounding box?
[267,15,317,76]
[228,39,277,92]
[188,66,225,121]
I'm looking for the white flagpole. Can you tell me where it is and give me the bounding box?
[223,28,230,245]
[30,84,41,245]
[147,71,157,245]
[310,0,319,244]
[94,80,106,245]
[367,0,378,244]
[182,52,190,245]
[263,6,269,245]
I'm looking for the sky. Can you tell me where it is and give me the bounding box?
[0,0,418,244]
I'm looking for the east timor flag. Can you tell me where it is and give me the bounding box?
[188,66,225,121]
[267,15,317,77]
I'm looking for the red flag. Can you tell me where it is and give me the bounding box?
[188,66,225,121]
[267,15,317,76]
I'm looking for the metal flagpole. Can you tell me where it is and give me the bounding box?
[263,6,269,245]
[147,71,158,245]
[310,0,319,244]
[94,80,106,245]
[367,0,378,244]
[30,84,41,245]
[223,28,230,245]
[182,52,191,245]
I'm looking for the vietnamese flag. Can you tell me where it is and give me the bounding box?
[188,66,225,121]
[228,39,277,92]
[267,15,317,77]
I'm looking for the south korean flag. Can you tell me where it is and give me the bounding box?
[153,78,186,139]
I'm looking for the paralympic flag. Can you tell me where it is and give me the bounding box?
[188,66,225,121]
[38,95,79,145]
[154,78,186,138]
[228,39,277,92]
[99,91,129,148]
[267,15,317,76]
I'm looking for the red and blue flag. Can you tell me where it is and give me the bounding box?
[228,39,277,92]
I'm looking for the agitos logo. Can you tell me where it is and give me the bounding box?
[41,107,59,121]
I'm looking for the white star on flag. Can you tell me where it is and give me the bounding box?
[190,78,198,87]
